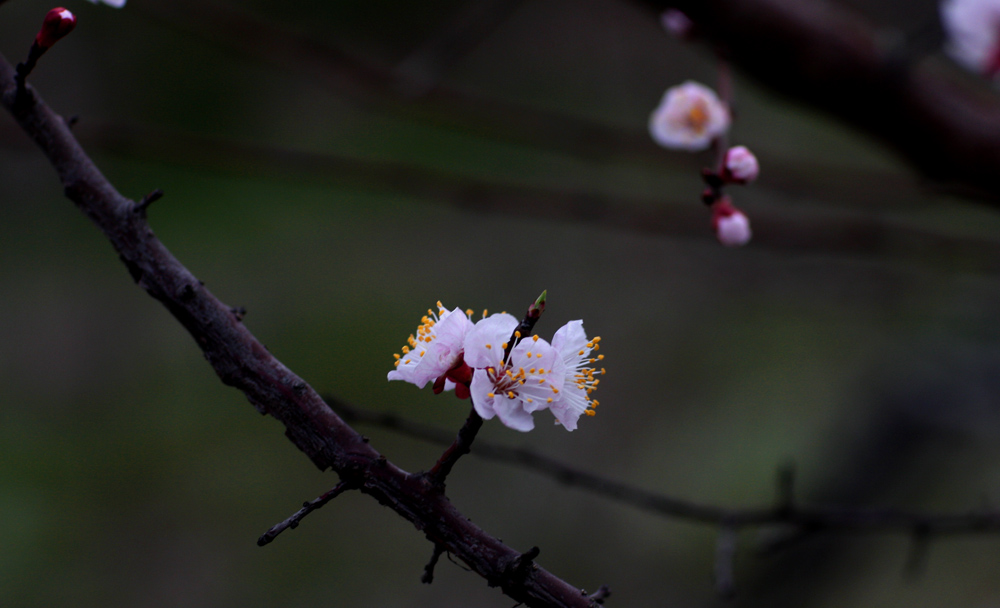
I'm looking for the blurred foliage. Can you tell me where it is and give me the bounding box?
[2,0,1000,607]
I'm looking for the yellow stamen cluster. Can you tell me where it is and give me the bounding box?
[577,336,604,417]
[391,302,447,366]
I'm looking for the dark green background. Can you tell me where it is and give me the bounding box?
[2,0,999,606]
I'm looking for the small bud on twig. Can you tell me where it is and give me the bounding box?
[35,8,77,50]
[721,145,760,184]
[710,197,752,247]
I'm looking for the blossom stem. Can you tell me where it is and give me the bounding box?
[426,405,484,489]
[14,43,44,101]
[712,58,733,173]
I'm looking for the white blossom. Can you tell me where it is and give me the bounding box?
[464,314,603,432]
[649,81,730,151]
[940,0,1000,77]
[388,303,473,389]
[549,321,603,431]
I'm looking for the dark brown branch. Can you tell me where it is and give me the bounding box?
[328,398,1000,537]
[257,481,354,546]
[0,52,600,608]
[639,0,1000,199]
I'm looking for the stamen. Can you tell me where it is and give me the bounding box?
[507,391,516,399]
[487,392,495,398]
[515,331,522,338]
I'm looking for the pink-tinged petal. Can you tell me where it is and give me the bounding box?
[469,371,498,420]
[492,398,536,432]
[552,320,588,364]
[463,313,518,369]
[549,387,589,431]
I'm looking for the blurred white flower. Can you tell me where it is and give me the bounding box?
[86,0,126,7]
[940,0,1000,77]
[722,145,760,183]
[661,9,694,38]
[711,198,752,247]
[388,303,473,390]
[649,81,730,151]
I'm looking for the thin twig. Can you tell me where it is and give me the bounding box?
[257,481,353,546]
[713,526,738,598]
[422,544,446,584]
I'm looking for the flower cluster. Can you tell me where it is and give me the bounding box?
[648,17,760,248]
[389,302,604,432]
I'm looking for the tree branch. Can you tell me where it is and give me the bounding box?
[0,52,602,608]
[638,0,1000,199]
[328,398,1000,537]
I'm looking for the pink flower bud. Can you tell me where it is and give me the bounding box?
[35,8,76,50]
[711,198,752,247]
[722,146,759,184]
[660,10,694,38]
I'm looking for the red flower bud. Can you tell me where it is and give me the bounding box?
[35,8,77,50]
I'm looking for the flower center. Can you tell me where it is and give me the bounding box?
[685,100,709,134]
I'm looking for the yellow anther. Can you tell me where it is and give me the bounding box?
[538,379,545,384]
[532,335,539,342]
[508,391,516,399]
[551,386,560,394]
[466,309,473,317]
[546,397,553,403]
[487,392,495,398]
[593,337,601,343]
[515,331,522,338]
[401,346,410,354]
[527,398,533,403]
[578,349,585,356]
[393,353,401,360]
[483,309,488,318]
[538,369,545,374]
[585,409,596,417]
[526,352,532,358]
[394,360,400,366]
[601,368,606,374]
[485,343,492,349]
[436,300,443,309]
[529,368,536,374]
[502,343,508,350]
[591,400,599,407]
[419,351,425,357]
[597,354,604,360]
